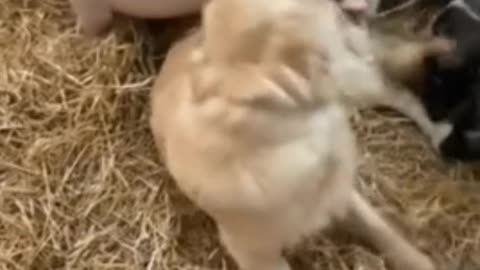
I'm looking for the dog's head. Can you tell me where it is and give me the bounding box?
[198,0,376,61]
[190,0,371,107]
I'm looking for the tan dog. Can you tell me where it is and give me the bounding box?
[68,0,205,36]
[149,0,437,270]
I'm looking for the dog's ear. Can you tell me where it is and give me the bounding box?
[340,0,369,12]
[373,36,455,92]
[188,53,299,109]
[188,48,223,101]
[339,0,371,19]
[423,37,461,69]
[188,46,334,110]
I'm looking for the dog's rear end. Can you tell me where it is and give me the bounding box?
[150,1,435,270]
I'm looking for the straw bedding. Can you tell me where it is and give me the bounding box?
[0,1,479,270]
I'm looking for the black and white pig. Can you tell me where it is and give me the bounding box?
[422,0,480,161]
[366,0,480,162]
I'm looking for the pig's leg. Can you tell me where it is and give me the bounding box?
[338,190,435,270]
[68,0,114,36]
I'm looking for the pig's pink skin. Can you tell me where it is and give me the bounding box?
[69,0,204,36]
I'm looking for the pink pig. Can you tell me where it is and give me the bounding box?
[68,0,205,36]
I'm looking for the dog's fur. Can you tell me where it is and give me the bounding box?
[149,0,435,270]
[68,0,205,36]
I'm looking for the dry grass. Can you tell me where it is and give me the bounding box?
[0,1,479,270]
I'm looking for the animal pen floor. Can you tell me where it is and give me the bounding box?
[1,1,479,270]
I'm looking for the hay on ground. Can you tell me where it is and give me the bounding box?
[0,1,479,270]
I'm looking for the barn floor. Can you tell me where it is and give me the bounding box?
[1,1,479,270]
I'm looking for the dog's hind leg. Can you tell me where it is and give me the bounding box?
[338,191,435,270]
